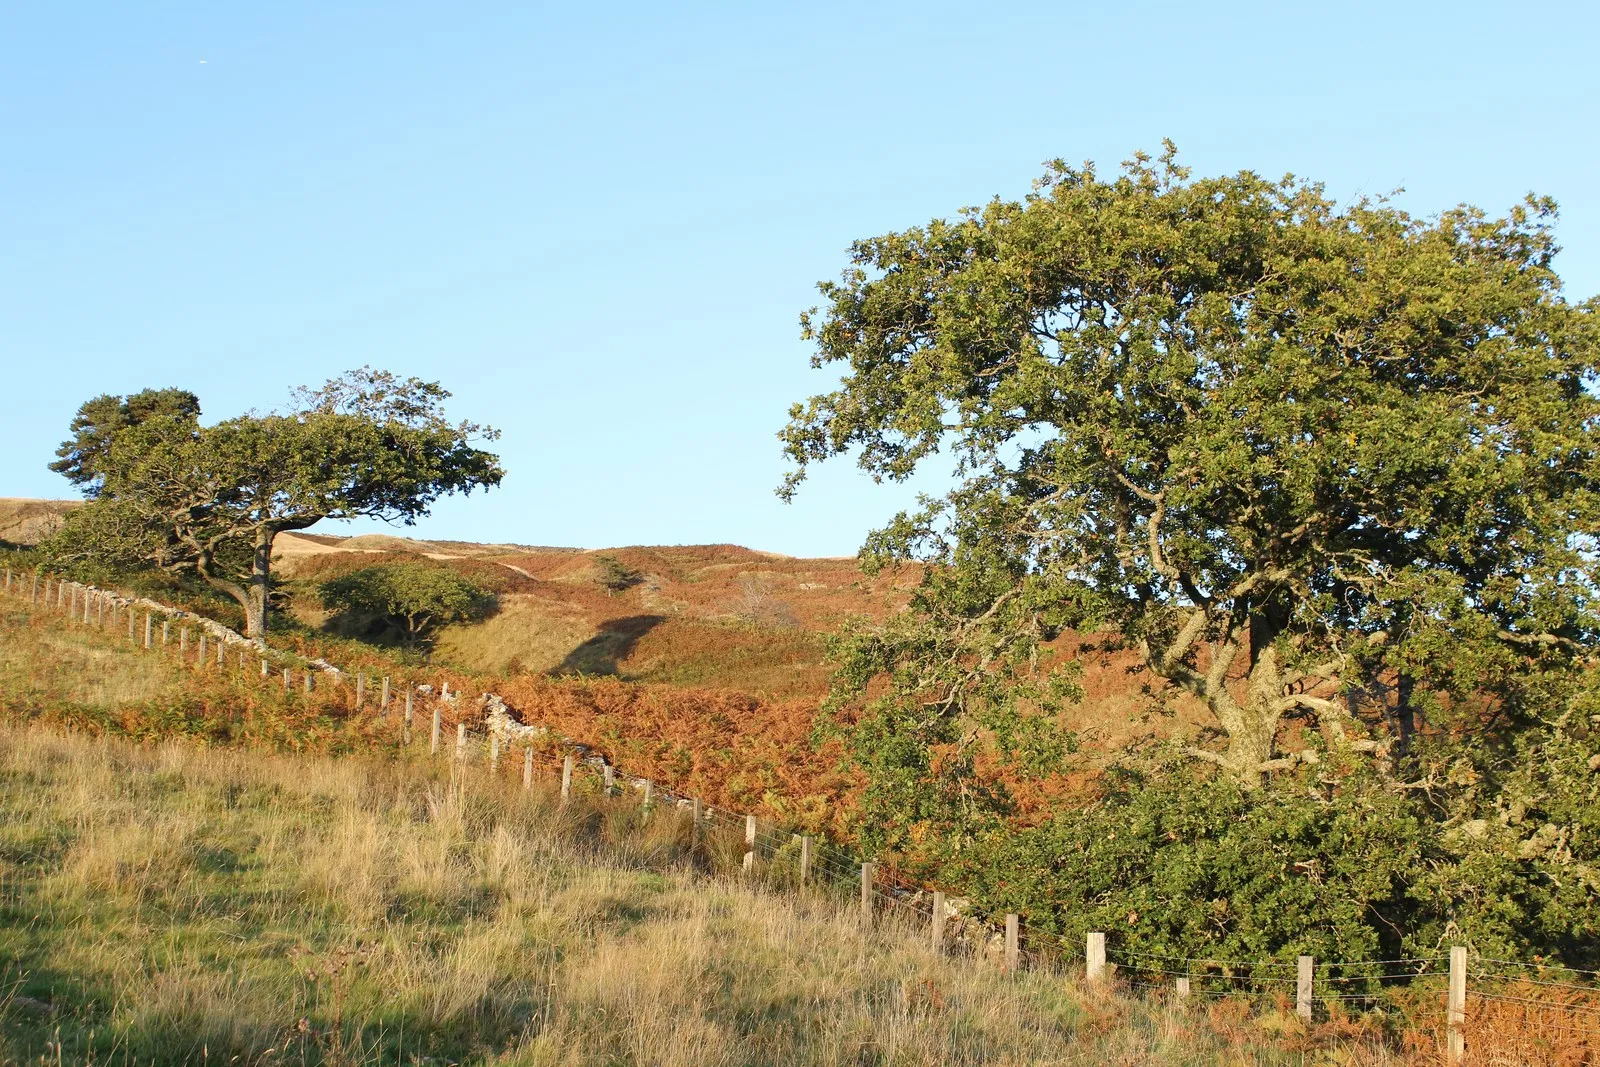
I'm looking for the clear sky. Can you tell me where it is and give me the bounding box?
[3,2,1596,556]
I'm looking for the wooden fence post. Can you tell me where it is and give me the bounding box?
[96,594,104,628]
[743,815,756,875]
[561,755,574,804]
[603,764,615,797]
[931,890,946,955]
[643,779,654,813]
[1297,956,1313,1022]
[430,707,441,754]
[523,747,533,789]
[1086,932,1107,987]
[127,609,135,641]
[162,620,170,646]
[304,671,313,694]
[283,668,291,691]
[404,689,414,736]
[30,572,38,603]
[1448,945,1467,1066]
[489,733,499,771]
[1005,914,1020,973]
[455,722,465,758]
[799,834,812,886]
[197,634,207,668]
[356,674,365,708]
[260,658,269,678]
[860,863,876,929]
[691,797,702,848]
[381,676,390,712]
[1175,976,1191,1000]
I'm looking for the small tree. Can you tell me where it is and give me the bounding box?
[593,554,641,595]
[49,368,502,640]
[318,563,495,645]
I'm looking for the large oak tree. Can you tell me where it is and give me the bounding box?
[782,147,1600,790]
[50,368,503,639]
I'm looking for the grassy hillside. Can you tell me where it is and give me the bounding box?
[0,546,1579,1064]
[0,727,1433,1066]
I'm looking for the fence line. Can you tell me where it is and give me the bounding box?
[4,566,1597,1061]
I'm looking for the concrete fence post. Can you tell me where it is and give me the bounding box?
[356,674,365,708]
[523,747,533,789]
[404,689,414,736]
[162,620,170,646]
[144,615,153,649]
[180,627,188,654]
[430,707,441,754]
[197,633,207,667]
[304,671,313,694]
[1297,956,1313,1022]
[283,668,292,691]
[1086,932,1107,986]
[603,764,615,797]
[743,815,756,874]
[1175,976,1191,1000]
[489,733,499,771]
[690,797,702,849]
[642,779,654,813]
[455,722,465,759]
[1005,914,1020,973]
[1448,945,1467,1066]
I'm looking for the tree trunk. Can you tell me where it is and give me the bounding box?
[246,526,274,640]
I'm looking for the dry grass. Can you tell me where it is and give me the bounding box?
[0,724,1430,1066]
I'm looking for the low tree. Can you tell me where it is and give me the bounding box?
[318,562,495,645]
[782,146,1600,798]
[48,368,503,639]
[593,554,642,595]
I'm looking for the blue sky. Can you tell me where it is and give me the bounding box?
[3,2,1596,556]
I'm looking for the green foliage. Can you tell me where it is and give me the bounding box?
[785,147,1600,970]
[47,367,503,637]
[593,554,642,594]
[784,144,1600,787]
[318,563,496,644]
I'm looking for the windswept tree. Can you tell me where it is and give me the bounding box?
[782,146,1600,793]
[49,368,503,639]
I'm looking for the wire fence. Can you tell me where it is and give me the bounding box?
[5,566,1598,1062]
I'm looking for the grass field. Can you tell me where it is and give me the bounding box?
[0,722,1438,1066]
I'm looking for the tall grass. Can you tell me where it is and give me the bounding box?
[0,723,1438,1066]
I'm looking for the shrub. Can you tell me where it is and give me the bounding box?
[318,563,495,645]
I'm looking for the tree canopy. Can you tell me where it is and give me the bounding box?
[318,562,495,644]
[47,368,503,638]
[782,146,1600,792]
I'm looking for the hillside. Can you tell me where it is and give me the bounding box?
[0,497,76,548]
[0,640,1428,1066]
[276,533,912,700]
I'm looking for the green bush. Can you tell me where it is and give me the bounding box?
[318,563,495,646]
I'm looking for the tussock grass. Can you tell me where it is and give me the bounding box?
[0,725,1424,1066]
